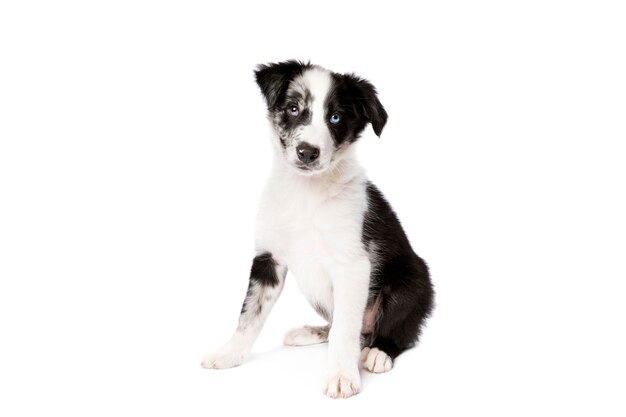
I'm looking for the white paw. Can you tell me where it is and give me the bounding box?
[360,347,393,373]
[283,326,328,346]
[322,371,361,399]
[201,350,245,369]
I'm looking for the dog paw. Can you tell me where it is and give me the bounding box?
[201,350,244,369]
[283,325,329,346]
[322,371,361,399]
[360,347,393,373]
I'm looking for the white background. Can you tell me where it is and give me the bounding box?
[1,1,625,415]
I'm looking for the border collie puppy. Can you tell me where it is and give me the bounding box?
[202,61,434,398]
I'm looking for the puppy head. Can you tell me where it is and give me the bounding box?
[255,60,387,175]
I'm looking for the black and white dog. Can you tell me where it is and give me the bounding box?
[202,61,434,398]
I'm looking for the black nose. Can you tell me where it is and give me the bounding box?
[296,142,320,164]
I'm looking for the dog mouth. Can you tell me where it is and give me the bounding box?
[294,163,324,175]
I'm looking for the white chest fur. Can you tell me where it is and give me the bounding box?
[255,158,369,319]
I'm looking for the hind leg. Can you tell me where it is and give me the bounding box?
[360,295,432,373]
[283,325,330,346]
[359,295,431,374]
[360,265,434,373]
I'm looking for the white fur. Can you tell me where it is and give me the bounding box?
[296,68,336,169]
[201,332,251,369]
[360,347,393,373]
[203,68,372,398]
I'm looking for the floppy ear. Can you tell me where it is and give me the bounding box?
[254,60,308,110]
[344,73,388,137]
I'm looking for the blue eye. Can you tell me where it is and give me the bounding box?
[288,106,299,117]
[329,113,341,124]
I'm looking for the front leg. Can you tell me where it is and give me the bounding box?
[323,259,371,398]
[201,252,286,369]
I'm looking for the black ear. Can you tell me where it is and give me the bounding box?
[254,60,309,110]
[344,74,388,137]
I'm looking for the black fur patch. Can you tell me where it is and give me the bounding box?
[250,252,279,287]
[254,60,312,111]
[327,73,388,146]
[362,182,434,358]
[240,252,280,315]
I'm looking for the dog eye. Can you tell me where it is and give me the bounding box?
[329,113,341,124]
[288,106,300,117]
